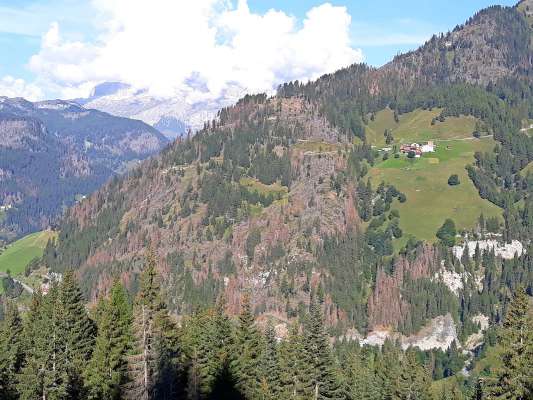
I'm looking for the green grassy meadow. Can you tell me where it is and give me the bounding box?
[240,177,288,197]
[369,137,501,243]
[365,108,477,147]
[0,230,56,276]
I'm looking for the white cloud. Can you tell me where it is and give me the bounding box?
[27,0,363,100]
[0,76,44,101]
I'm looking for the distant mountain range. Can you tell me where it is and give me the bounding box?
[0,96,168,241]
[75,82,245,139]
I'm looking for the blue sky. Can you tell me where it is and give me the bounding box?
[0,0,95,81]
[248,0,516,65]
[0,0,518,100]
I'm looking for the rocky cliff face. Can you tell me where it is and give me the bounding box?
[359,313,458,351]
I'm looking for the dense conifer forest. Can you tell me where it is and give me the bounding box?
[1,250,531,400]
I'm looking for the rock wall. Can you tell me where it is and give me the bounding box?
[360,313,458,351]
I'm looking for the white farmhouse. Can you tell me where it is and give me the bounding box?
[421,141,435,153]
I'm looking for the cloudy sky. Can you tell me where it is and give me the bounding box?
[0,0,516,101]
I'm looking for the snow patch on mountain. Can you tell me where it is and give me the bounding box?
[78,82,246,139]
[35,100,82,110]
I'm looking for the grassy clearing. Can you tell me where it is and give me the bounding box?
[0,230,56,276]
[366,108,477,147]
[369,137,501,243]
[240,177,288,197]
[239,177,289,216]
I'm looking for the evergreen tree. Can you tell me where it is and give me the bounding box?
[201,299,235,399]
[374,339,401,400]
[17,287,70,400]
[392,350,431,400]
[230,294,264,399]
[58,270,96,398]
[304,300,345,400]
[0,301,23,399]
[183,307,230,399]
[344,347,379,400]
[260,323,281,399]
[484,288,533,400]
[436,219,457,247]
[472,378,484,400]
[123,246,179,400]
[84,281,133,400]
[278,322,313,399]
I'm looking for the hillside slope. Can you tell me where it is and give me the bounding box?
[0,97,168,241]
[43,1,533,341]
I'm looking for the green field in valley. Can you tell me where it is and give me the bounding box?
[0,230,56,276]
[369,137,502,245]
[365,108,477,147]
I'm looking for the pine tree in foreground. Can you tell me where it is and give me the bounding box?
[0,301,23,400]
[17,287,70,400]
[84,281,133,400]
[183,309,221,399]
[277,322,306,399]
[344,347,379,400]
[260,323,281,399]
[59,270,97,398]
[230,294,264,399]
[374,339,402,400]
[122,246,179,400]
[304,300,345,400]
[392,350,431,400]
[484,288,533,400]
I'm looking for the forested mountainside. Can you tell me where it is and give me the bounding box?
[39,1,533,336]
[277,2,533,141]
[0,97,168,241]
[0,1,533,399]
